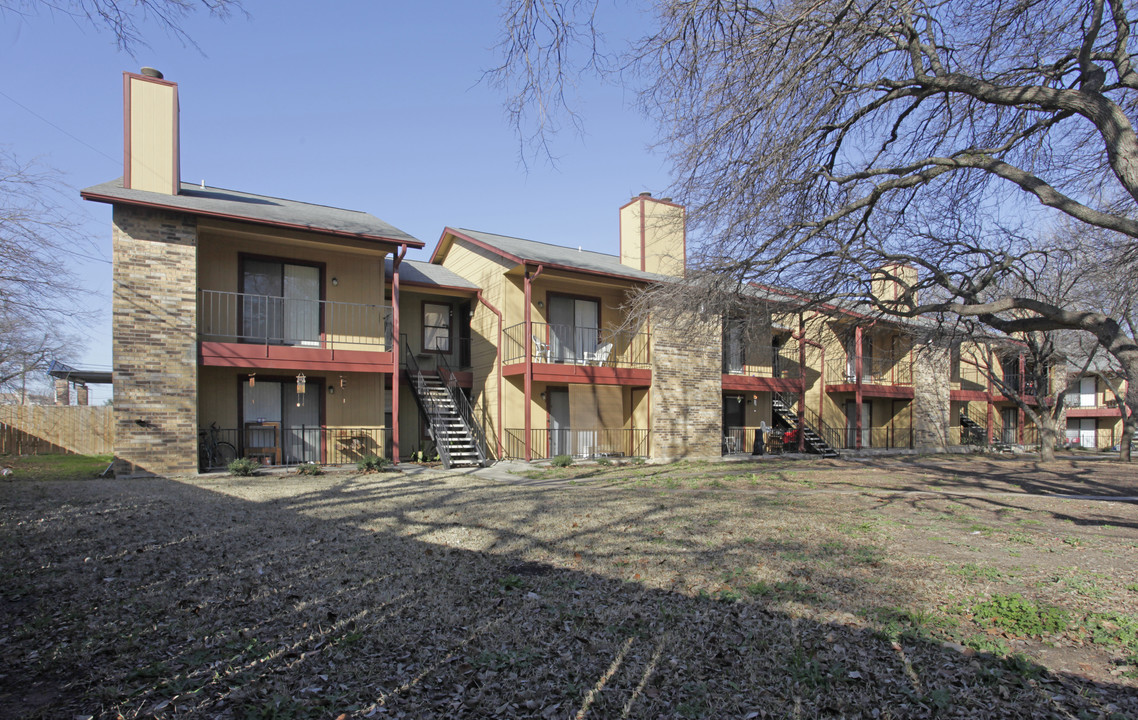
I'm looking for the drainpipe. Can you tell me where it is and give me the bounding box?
[854,325,863,449]
[391,244,406,464]
[477,289,504,459]
[523,264,544,461]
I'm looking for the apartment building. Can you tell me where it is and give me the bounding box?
[92,70,1102,477]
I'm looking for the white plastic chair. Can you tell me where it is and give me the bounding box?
[533,335,551,363]
[584,342,613,366]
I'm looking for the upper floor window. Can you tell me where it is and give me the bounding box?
[423,302,452,353]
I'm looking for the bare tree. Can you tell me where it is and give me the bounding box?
[0,152,89,396]
[495,0,1138,460]
[1,0,243,52]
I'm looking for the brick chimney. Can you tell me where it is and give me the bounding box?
[619,192,686,277]
[123,68,180,195]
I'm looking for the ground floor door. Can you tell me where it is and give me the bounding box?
[243,379,322,463]
[549,387,570,456]
[723,395,745,452]
[1001,407,1018,445]
[845,400,870,448]
[1066,417,1096,448]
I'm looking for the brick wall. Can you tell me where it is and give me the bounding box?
[651,314,723,460]
[112,206,199,476]
[912,342,951,448]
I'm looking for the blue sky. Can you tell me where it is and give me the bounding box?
[2,1,671,403]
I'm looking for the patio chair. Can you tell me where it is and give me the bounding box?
[533,335,551,363]
[584,342,613,366]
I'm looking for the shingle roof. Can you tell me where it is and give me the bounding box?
[446,228,673,283]
[81,178,423,247]
[385,258,479,290]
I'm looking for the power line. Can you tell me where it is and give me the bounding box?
[0,88,119,166]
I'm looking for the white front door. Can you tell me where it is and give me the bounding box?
[1080,418,1096,449]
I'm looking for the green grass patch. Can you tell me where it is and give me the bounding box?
[950,563,1005,582]
[1,453,113,481]
[971,594,1068,637]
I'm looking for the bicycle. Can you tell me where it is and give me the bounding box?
[198,422,237,471]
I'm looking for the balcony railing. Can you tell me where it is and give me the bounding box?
[841,425,913,449]
[505,428,650,461]
[199,290,393,351]
[503,322,650,369]
[198,426,393,470]
[826,355,912,386]
[956,363,989,392]
[1065,427,1116,450]
[722,343,802,379]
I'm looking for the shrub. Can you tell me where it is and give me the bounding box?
[356,454,390,472]
[295,462,323,476]
[551,454,573,468]
[228,457,261,476]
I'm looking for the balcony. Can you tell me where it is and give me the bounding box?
[198,290,394,371]
[505,427,651,461]
[722,343,801,379]
[825,355,912,397]
[502,322,651,383]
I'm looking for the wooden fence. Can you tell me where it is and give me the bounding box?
[0,405,113,456]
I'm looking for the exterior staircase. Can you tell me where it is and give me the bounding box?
[958,409,988,446]
[404,339,487,469]
[773,392,840,458]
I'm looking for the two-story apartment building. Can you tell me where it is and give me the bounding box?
[91,70,1085,476]
[83,69,426,476]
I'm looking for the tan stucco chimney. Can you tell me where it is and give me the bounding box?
[871,263,919,306]
[619,192,686,277]
[123,68,180,195]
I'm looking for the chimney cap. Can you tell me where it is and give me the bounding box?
[638,191,652,198]
[140,67,164,79]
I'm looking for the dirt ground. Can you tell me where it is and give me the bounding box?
[1,453,1136,718]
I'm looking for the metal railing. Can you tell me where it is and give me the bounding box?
[403,337,456,468]
[956,363,989,392]
[840,425,913,449]
[503,322,651,368]
[722,342,802,378]
[826,355,912,386]
[505,428,651,461]
[198,426,392,470]
[199,289,393,350]
[1064,427,1116,450]
[795,401,844,451]
[438,350,488,463]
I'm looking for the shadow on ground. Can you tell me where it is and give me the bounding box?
[0,470,1134,719]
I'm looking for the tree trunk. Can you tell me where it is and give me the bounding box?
[1037,418,1058,462]
[1118,354,1138,462]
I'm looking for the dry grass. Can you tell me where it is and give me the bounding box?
[1,454,1136,719]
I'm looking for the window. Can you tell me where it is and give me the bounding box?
[241,258,321,346]
[423,302,452,353]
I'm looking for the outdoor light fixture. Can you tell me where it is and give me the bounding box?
[296,373,306,407]
[752,394,758,406]
[328,386,335,395]
[536,301,544,309]
[331,277,339,286]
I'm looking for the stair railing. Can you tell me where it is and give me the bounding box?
[402,335,455,468]
[775,391,841,454]
[437,350,488,465]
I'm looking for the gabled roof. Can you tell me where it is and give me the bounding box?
[435,227,673,283]
[81,178,423,248]
[384,258,479,291]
